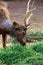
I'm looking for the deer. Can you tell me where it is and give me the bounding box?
[0,0,36,48]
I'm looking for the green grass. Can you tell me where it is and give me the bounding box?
[0,31,43,65]
[28,31,43,38]
[0,41,43,65]
[32,40,43,54]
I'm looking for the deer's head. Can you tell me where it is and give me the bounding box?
[12,0,36,45]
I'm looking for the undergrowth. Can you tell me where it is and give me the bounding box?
[0,41,43,65]
[0,31,43,65]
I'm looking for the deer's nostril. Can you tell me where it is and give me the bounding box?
[23,32,25,35]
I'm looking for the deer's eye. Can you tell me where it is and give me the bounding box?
[15,28,20,30]
[24,28,27,31]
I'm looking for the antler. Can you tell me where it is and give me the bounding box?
[24,0,36,27]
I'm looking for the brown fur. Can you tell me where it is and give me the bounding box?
[0,1,10,47]
[0,1,27,48]
[0,1,10,20]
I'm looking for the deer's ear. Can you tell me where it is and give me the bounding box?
[13,22,20,28]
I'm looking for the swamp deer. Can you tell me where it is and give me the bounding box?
[0,0,36,47]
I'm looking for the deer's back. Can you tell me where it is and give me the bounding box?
[0,19,13,33]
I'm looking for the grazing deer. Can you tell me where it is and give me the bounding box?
[0,0,36,47]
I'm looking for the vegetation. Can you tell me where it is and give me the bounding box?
[0,31,43,65]
[0,41,43,65]
[28,31,43,38]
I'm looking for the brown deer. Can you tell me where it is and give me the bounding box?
[0,0,36,47]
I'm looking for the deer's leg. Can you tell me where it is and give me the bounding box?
[2,33,7,48]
